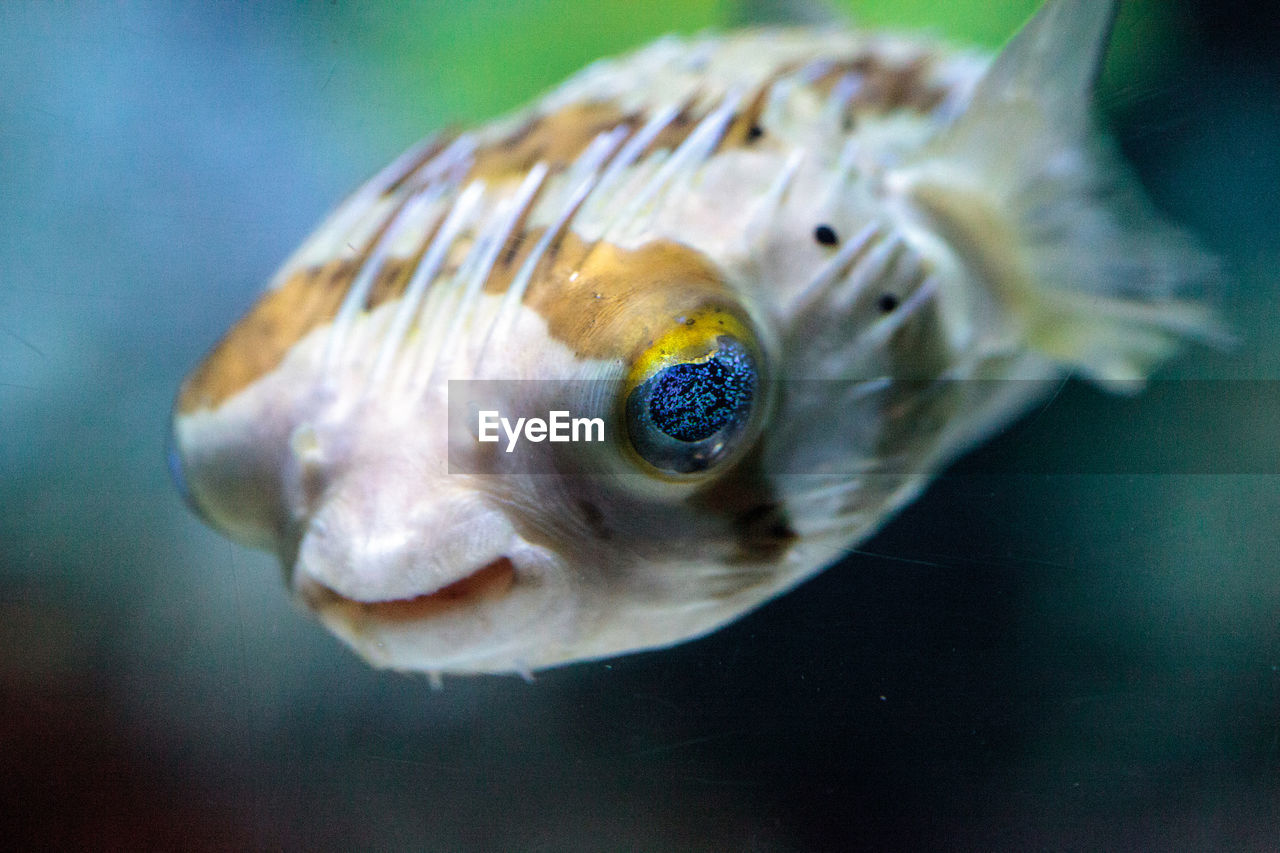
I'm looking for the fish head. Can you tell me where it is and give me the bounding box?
[171,209,827,674]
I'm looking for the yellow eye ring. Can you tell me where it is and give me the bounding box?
[622,308,763,477]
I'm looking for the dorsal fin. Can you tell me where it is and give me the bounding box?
[968,0,1118,134]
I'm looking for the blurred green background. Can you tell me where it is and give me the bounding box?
[1,1,1276,849]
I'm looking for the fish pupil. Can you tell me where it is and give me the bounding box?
[648,353,754,442]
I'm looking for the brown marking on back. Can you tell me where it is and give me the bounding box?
[466,94,757,190]
[467,102,635,182]
[177,260,355,413]
[433,48,949,193]
[179,175,471,413]
[478,226,548,298]
[363,204,454,311]
[363,256,417,311]
[180,234,481,414]
[645,102,698,153]
[811,54,949,123]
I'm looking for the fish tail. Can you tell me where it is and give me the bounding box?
[887,0,1226,385]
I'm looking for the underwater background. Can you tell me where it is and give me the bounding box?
[2,1,1277,848]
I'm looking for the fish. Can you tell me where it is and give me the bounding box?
[169,0,1220,676]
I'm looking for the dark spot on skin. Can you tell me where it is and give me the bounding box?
[877,293,900,313]
[718,86,770,152]
[689,443,793,563]
[736,504,774,526]
[577,500,611,540]
[730,502,795,561]
[814,224,839,247]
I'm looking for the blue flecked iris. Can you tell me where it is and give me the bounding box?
[648,352,754,442]
[625,336,758,474]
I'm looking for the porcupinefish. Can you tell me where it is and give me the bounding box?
[170,0,1218,675]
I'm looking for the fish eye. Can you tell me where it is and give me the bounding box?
[623,310,761,476]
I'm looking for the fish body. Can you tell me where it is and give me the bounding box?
[171,1,1216,675]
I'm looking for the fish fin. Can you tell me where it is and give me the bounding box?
[887,0,1227,386]
[968,0,1119,133]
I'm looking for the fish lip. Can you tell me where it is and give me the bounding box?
[303,556,518,622]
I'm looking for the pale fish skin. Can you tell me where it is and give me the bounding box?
[171,0,1218,676]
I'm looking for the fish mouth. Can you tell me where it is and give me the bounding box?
[305,556,518,622]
